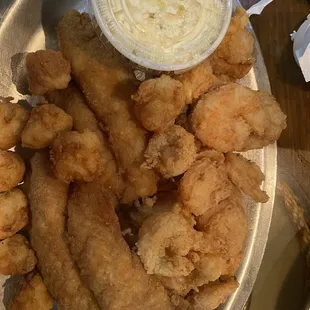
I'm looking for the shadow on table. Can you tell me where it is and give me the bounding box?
[275,252,308,310]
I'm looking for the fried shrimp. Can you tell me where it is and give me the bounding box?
[133,75,186,132]
[144,125,197,178]
[138,208,201,277]
[0,188,28,239]
[159,190,246,298]
[176,59,214,104]
[196,188,247,277]
[245,91,288,150]
[0,150,25,192]
[189,278,239,310]
[159,253,233,297]
[179,150,233,216]
[26,50,71,95]
[210,7,254,80]
[0,97,29,150]
[21,103,73,149]
[225,152,269,203]
[198,200,248,261]
[9,272,53,310]
[0,234,36,275]
[191,83,287,152]
[50,130,101,183]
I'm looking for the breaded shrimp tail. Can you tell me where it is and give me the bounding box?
[28,152,100,310]
[57,10,158,203]
[67,181,174,310]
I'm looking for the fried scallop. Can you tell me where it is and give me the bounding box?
[132,75,186,132]
[0,97,29,150]
[0,234,36,276]
[0,188,28,239]
[0,150,25,192]
[144,125,197,178]
[21,103,73,149]
[50,130,101,183]
[26,50,71,95]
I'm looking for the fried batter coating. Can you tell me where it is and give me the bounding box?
[191,83,287,152]
[245,91,288,150]
[68,181,173,310]
[9,272,53,310]
[58,11,158,203]
[28,152,100,309]
[0,188,28,239]
[138,209,200,277]
[50,130,101,183]
[225,152,269,203]
[21,103,73,149]
[0,150,25,192]
[0,98,29,150]
[197,200,248,261]
[144,125,197,178]
[176,59,214,104]
[210,7,254,80]
[132,75,186,132]
[26,50,71,95]
[46,84,124,199]
[179,150,233,216]
[160,253,232,297]
[160,192,245,293]
[160,194,246,297]
[0,234,36,275]
[189,278,239,310]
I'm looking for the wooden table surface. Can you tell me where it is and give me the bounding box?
[239,1,310,309]
[241,0,310,205]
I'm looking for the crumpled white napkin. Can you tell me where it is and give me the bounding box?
[291,15,310,82]
[247,0,273,16]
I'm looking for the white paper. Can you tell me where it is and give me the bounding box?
[247,0,273,16]
[291,15,310,82]
[298,50,310,82]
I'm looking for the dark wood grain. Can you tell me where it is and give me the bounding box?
[240,0,310,205]
[239,1,310,308]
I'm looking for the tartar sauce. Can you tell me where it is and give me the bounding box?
[112,0,224,50]
[93,0,230,69]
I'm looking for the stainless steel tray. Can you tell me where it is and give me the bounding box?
[0,1,276,309]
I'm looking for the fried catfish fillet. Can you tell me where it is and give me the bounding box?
[28,152,100,310]
[57,11,158,203]
[67,181,173,310]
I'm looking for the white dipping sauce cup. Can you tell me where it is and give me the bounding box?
[90,0,233,72]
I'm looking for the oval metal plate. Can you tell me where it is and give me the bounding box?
[0,1,275,309]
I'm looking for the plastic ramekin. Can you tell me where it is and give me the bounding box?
[90,0,233,72]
